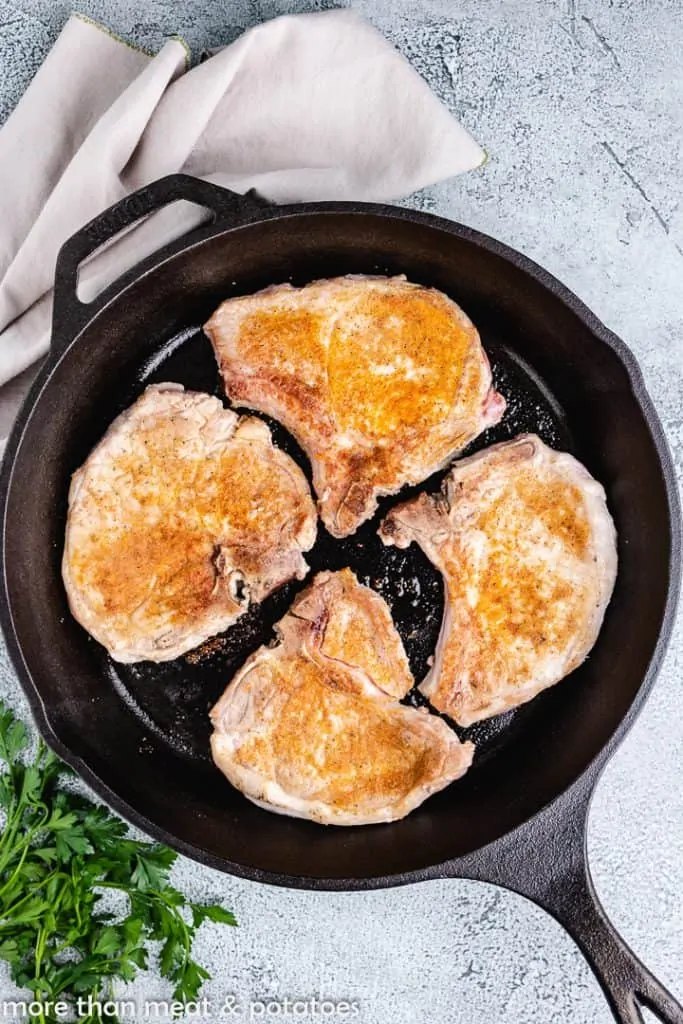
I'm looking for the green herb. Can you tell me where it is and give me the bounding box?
[0,702,236,1023]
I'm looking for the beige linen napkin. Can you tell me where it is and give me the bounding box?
[0,10,485,441]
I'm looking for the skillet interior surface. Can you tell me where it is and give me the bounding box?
[1,210,674,883]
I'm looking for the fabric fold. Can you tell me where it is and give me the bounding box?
[0,9,485,440]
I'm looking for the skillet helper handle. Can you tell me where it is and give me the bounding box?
[51,173,268,343]
[454,786,683,1024]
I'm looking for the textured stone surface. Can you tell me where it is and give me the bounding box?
[0,1,681,1021]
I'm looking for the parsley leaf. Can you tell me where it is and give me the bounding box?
[131,845,176,891]
[0,701,237,1018]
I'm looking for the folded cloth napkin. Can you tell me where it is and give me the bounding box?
[0,9,485,442]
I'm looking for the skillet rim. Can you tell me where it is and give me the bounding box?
[0,198,680,889]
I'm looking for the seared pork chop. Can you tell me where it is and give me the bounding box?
[210,569,474,825]
[380,435,617,725]
[204,276,504,537]
[63,384,317,663]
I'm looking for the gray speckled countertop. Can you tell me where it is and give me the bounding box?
[0,2,681,1022]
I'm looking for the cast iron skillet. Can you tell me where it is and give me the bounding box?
[0,175,680,1023]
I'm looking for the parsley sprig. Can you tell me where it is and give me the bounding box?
[0,702,236,1022]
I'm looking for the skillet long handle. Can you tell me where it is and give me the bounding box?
[51,173,268,343]
[452,783,683,1023]
[551,871,682,1024]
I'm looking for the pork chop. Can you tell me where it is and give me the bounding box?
[204,275,505,538]
[210,569,474,825]
[63,383,317,663]
[379,435,618,725]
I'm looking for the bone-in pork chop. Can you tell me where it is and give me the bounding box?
[380,435,617,726]
[63,384,317,663]
[210,569,474,825]
[204,276,505,537]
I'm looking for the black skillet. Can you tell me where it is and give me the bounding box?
[0,175,680,1023]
